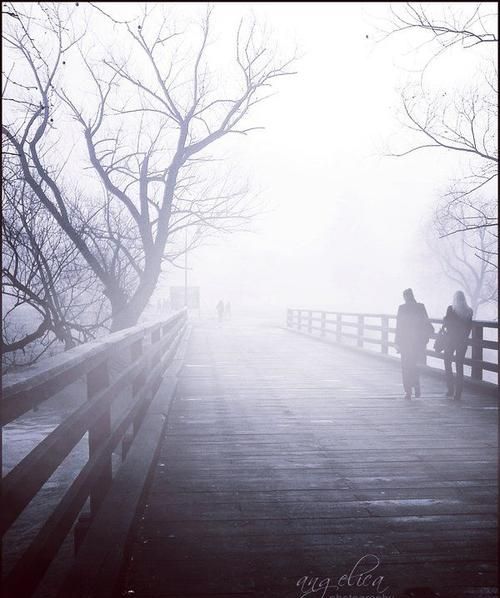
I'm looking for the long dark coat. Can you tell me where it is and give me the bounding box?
[395,301,433,353]
[443,305,473,347]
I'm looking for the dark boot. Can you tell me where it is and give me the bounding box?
[444,354,454,397]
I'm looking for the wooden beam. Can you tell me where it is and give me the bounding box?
[57,325,191,598]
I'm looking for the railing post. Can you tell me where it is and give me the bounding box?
[131,338,143,362]
[471,324,483,380]
[298,310,302,331]
[381,315,388,354]
[124,339,144,459]
[87,359,111,517]
[151,327,161,368]
[308,310,313,334]
[336,313,342,343]
[148,323,164,412]
[357,315,364,348]
[121,433,133,460]
[320,312,326,337]
[74,512,92,554]
[287,309,292,328]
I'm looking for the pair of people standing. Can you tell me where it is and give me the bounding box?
[395,288,473,400]
[216,300,231,323]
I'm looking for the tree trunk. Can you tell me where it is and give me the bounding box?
[110,301,147,332]
[109,270,161,332]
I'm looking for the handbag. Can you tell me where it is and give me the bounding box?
[434,327,448,353]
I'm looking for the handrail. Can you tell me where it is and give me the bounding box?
[292,309,498,327]
[1,308,188,598]
[286,308,499,386]
[2,313,185,425]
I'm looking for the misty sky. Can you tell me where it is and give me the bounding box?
[4,2,496,320]
[141,2,494,319]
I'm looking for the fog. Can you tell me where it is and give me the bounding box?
[147,2,497,320]
[3,1,497,345]
[2,6,498,595]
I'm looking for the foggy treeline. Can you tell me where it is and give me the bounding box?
[2,2,498,371]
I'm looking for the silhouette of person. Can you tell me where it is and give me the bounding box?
[225,301,231,320]
[442,291,473,400]
[216,300,225,323]
[395,288,433,399]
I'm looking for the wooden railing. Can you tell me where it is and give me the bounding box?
[286,309,499,386]
[0,309,187,597]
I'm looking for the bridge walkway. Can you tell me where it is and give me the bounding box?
[121,319,498,598]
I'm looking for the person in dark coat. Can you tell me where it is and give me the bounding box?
[442,290,473,400]
[395,288,434,399]
[216,300,225,323]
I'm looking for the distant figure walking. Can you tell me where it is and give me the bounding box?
[225,301,231,320]
[395,288,434,399]
[216,300,225,323]
[442,291,473,400]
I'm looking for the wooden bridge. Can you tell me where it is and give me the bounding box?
[1,310,498,598]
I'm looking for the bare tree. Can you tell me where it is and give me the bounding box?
[426,200,497,316]
[2,2,296,331]
[383,2,498,235]
[385,3,497,52]
[393,84,497,167]
[436,190,498,253]
[2,174,109,371]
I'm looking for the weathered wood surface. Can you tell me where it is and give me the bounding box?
[55,323,191,598]
[1,311,188,598]
[121,319,498,598]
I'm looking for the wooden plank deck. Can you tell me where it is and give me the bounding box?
[121,319,498,598]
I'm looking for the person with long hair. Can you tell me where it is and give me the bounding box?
[442,290,473,400]
[395,288,434,399]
